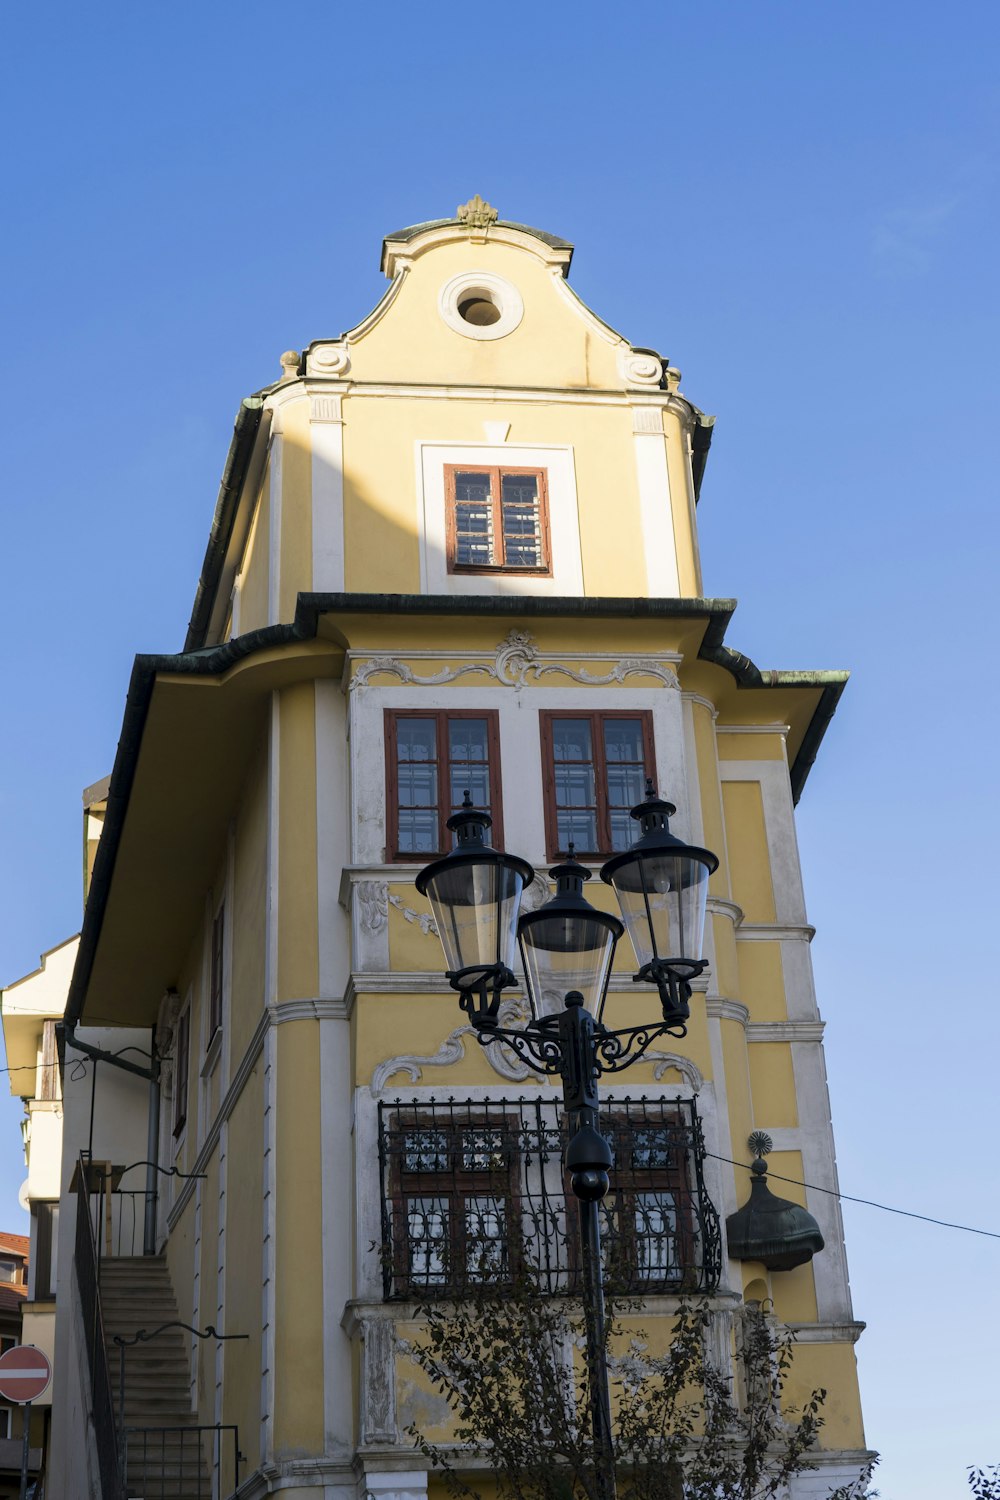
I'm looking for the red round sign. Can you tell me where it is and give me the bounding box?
[0,1344,51,1403]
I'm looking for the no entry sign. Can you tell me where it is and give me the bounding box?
[0,1345,51,1403]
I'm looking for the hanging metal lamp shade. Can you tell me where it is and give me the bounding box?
[415,794,534,1020]
[518,851,623,1024]
[601,780,718,974]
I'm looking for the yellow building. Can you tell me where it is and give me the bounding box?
[46,198,871,1497]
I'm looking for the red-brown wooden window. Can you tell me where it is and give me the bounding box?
[540,711,655,859]
[387,1112,518,1294]
[385,711,503,859]
[445,465,551,575]
[208,905,225,1045]
[600,1111,697,1291]
[173,1006,190,1138]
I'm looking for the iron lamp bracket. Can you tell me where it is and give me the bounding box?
[634,956,708,1027]
[447,963,518,1025]
[470,1013,691,1079]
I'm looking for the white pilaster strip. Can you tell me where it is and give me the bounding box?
[230,574,242,638]
[267,430,283,625]
[321,1017,354,1454]
[259,1026,275,1460]
[260,692,280,1458]
[316,680,351,999]
[266,692,280,1011]
[190,1181,202,1406]
[224,826,235,1091]
[215,1117,227,1426]
[310,392,346,592]
[631,409,679,596]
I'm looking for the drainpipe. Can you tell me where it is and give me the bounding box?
[58,1022,160,1254]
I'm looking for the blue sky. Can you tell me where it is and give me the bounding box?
[1,3,998,1494]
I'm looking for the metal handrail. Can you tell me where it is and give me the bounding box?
[113,1323,249,1471]
[74,1152,124,1500]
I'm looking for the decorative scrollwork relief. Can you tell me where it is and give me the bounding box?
[494,628,538,684]
[619,348,665,388]
[371,995,540,1093]
[349,630,679,693]
[361,1318,397,1444]
[306,343,351,378]
[372,1031,468,1093]
[387,893,438,937]
[519,875,552,915]
[484,996,537,1081]
[355,880,388,934]
[645,1052,704,1091]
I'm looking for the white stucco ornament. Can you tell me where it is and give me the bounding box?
[306,342,351,377]
[619,347,665,388]
[349,629,680,692]
[456,194,498,228]
[371,995,539,1093]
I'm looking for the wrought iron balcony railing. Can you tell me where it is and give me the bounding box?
[378,1095,721,1300]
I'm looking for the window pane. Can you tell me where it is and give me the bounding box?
[603,719,643,763]
[448,718,488,762]
[554,764,596,808]
[397,717,440,851]
[608,809,634,852]
[604,718,646,851]
[397,809,439,853]
[465,1195,507,1279]
[634,1191,678,1280]
[398,762,437,806]
[605,764,646,809]
[450,765,490,813]
[454,471,495,567]
[552,719,593,763]
[407,1197,449,1284]
[454,471,492,503]
[500,473,542,568]
[447,717,491,825]
[397,719,438,762]
[631,1127,674,1170]
[462,1127,507,1171]
[557,808,599,850]
[500,473,539,505]
[402,1129,450,1173]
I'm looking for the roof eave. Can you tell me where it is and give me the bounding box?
[68,591,846,1028]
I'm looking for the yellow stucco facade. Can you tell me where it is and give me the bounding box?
[46,204,869,1499]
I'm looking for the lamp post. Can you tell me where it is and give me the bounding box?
[416,784,718,1500]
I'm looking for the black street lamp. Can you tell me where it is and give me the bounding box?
[416,784,719,1500]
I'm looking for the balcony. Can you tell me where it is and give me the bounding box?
[378,1095,722,1300]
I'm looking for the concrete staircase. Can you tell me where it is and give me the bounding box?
[100,1255,212,1500]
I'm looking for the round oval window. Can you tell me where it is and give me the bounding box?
[458,294,501,327]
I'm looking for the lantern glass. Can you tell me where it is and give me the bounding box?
[519,912,618,1022]
[608,851,711,969]
[422,856,527,979]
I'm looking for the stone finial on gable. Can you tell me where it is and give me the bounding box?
[457,194,498,229]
